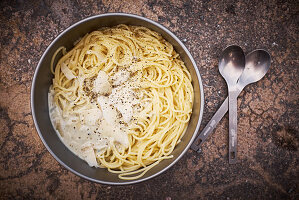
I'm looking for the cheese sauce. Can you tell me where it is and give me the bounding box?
[48,68,141,167]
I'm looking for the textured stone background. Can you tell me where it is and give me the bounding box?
[0,0,298,199]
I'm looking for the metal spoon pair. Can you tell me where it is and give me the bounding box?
[191,46,271,164]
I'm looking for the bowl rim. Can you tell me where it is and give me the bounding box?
[31,12,204,185]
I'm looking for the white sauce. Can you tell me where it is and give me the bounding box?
[48,69,141,167]
[93,70,112,95]
[109,84,139,123]
[111,69,130,86]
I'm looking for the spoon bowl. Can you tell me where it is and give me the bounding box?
[219,45,245,86]
[238,49,271,88]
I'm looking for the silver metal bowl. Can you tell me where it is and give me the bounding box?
[31,13,204,185]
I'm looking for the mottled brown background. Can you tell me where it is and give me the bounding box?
[0,0,298,199]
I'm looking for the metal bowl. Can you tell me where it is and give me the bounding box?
[31,13,204,185]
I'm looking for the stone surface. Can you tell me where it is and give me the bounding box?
[0,0,298,199]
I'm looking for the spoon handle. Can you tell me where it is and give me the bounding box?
[191,97,229,152]
[191,86,243,153]
[228,90,238,164]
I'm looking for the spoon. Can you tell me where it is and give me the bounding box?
[191,49,271,161]
[219,45,245,164]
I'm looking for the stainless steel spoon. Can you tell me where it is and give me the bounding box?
[219,45,245,164]
[191,49,271,162]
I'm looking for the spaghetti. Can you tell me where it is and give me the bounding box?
[48,24,194,180]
